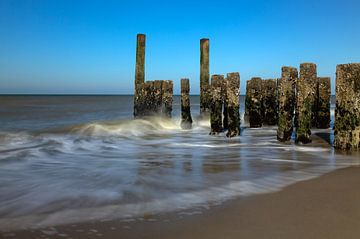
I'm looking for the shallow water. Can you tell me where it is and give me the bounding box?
[0,95,359,230]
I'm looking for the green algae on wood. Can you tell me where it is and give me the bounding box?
[262,79,278,125]
[277,67,298,141]
[209,75,224,134]
[180,78,193,129]
[334,63,360,150]
[295,63,317,144]
[161,80,173,118]
[134,34,146,118]
[200,38,210,116]
[316,77,331,129]
[248,77,263,128]
[225,72,241,137]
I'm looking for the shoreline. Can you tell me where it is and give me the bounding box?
[2,166,360,239]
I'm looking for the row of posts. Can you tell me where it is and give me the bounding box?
[133,34,360,150]
[245,64,331,142]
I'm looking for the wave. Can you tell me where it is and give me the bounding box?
[0,164,349,230]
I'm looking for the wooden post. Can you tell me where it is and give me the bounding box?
[222,79,229,130]
[225,72,241,137]
[153,80,163,114]
[277,67,298,141]
[296,63,317,144]
[316,77,331,129]
[161,80,173,118]
[134,34,146,118]
[248,77,263,128]
[209,75,224,134]
[334,63,360,150]
[181,78,193,129]
[137,81,153,117]
[200,38,210,116]
[245,80,250,117]
[262,79,277,125]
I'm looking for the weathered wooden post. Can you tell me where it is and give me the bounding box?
[161,80,173,117]
[138,81,153,117]
[248,77,263,128]
[200,38,210,116]
[180,78,193,129]
[245,80,250,117]
[153,80,163,114]
[334,63,360,150]
[222,79,229,130]
[134,34,146,118]
[262,79,277,125]
[225,72,241,137]
[316,77,331,129]
[295,63,317,143]
[209,75,224,134]
[277,67,298,141]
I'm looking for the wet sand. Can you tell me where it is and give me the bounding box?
[3,166,360,239]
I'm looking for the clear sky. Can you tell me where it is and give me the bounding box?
[0,0,359,94]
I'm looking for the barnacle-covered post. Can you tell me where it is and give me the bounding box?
[248,77,263,128]
[225,72,241,137]
[137,81,153,117]
[277,67,298,141]
[317,77,331,128]
[161,80,173,117]
[334,63,360,150]
[153,80,163,114]
[209,75,224,134]
[262,79,277,125]
[200,38,210,116]
[180,78,193,129]
[295,63,317,144]
[134,33,146,118]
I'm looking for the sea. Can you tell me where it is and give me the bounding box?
[0,95,359,230]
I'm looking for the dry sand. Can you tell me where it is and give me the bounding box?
[2,166,360,239]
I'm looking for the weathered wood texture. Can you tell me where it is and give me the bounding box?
[277,67,298,141]
[316,77,331,129]
[134,34,146,118]
[225,72,241,137]
[295,63,317,144]
[200,38,210,116]
[180,78,193,129]
[134,80,173,118]
[248,77,263,128]
[245,80,250,117]
[262,79,277,125]
[334,63,360,150]
[161,80,173,118]
[209,75,224,134]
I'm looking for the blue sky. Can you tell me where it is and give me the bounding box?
[0,0,359,94]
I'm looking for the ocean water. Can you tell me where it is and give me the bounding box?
[0,95,359,230]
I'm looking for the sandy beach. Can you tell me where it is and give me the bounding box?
[2,165,360,239]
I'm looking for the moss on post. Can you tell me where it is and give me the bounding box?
[277,67,298,141]
[317,77,331,129]
[245,80,250,114]
[200,38,210,116]
[225,72,241,137]
[209,75,224,135]
[296,63,317,144]
[262,79,277,125]
[334,63,360,150]
[248,77,263,128]
[161,80,173,118]
[180,78,193,129]
[134,34,146,118]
